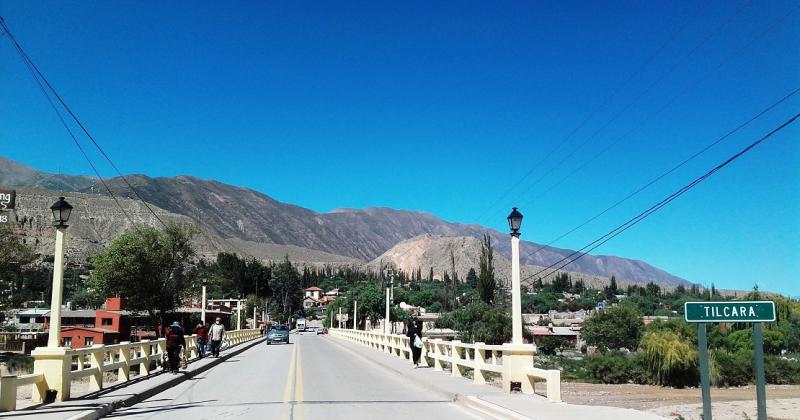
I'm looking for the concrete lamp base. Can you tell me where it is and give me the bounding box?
[501,343,536,394]
[30,347,71,402]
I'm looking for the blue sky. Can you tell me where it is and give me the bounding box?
[1,1,798,296]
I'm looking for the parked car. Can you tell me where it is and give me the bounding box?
[266,325,290,345]
[316,327,324,335]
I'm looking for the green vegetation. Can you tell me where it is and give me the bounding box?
[582,305,643,352]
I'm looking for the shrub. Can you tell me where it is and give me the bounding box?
[764,356,800,384]
[537,336,573,355]
[586,352,638,384]
[711,350,752,387]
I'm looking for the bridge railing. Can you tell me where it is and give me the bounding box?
[329,328,560,402]
[0,329,262,412]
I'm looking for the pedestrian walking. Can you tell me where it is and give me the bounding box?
[407,319,424,368]
[209,317,226,358]
[193,322,208,358]
[165,321,186,373]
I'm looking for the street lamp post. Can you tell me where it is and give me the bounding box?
[353,300,358,330]
[47,197,72,348]
[507,207,524,345]
[236,296,242,330]
[385,268,394,334]
[201,277,207,324]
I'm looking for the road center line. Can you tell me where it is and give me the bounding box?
[282,344,298,403]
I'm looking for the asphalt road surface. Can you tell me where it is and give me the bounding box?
[109,332,479,420]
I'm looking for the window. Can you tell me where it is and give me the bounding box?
[84,337,94,347]
[101,318,113,326]
[63,337,72,347]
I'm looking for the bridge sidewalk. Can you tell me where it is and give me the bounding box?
[0,337,265,420]
[326,335,667,420]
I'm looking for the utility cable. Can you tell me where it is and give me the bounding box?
[473,0,711,225]
[0,18,168,229]
[523,85,800,262]
[1,18,134,225]
[523,112,800,283]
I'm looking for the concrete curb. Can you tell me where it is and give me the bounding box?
[326,335,535,419]
[64,337,266,420]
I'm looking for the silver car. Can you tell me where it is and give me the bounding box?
[266,325,290,345]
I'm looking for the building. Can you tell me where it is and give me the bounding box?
[13,308,48,333]
[304,287,323,300]
[207,298,244,311]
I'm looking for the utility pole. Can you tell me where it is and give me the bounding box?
[353,300,358,330]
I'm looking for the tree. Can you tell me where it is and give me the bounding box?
[640,329,698,386]
[270,255,302,320]
[466,268,479,289]
[478,233,496,304]
[0,223,36,308]
[435,302,510,344]
[604,275,619,299]
[537,335,573,355]
[89,223,198,330]
[582,305,643,351]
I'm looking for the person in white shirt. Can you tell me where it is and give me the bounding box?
[208,317,226,357]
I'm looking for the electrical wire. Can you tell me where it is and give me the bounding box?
[523,112,800,283]
[522,85,800,262]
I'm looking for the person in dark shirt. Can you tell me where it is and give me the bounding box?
[165,321,186,373]
[193,322,208,358]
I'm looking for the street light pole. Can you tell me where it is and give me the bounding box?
[201,279,207,324]
[47,197,72,348]
[236,297,242,330]
[508,207,524,345]
[353,300,357,330]
[385,268,394,334]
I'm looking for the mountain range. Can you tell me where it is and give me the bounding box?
[0,156,689,287]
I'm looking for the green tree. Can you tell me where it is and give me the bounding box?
[0,223,36,308]
[582,305,643,351]
[271,255,302,320]
[640,329,698,386]
[466,268,478,289]
[435,302,510,344]
[537,335,573,355]
[89,223,198,330]
[478,233,496,304]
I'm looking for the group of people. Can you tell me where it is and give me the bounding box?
[164,317,227,374]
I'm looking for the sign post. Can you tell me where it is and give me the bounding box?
[0,189,15,224]
[685,301,776,420]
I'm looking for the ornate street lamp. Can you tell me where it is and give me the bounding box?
[47,197,72,348]
[201,277,208,324]
[507,207,524,344]
[50,197,73,227]
[507,207,523,237]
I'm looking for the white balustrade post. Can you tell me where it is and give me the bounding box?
[88,345,104,391]
[451,341,463,378]
[118,344,131,382]
[139,341,151,376]
[474,343,487,385]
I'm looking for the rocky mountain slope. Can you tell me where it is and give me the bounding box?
[368,235,625,289]
[0,156,689,286]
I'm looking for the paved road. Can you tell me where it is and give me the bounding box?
[109,333,479,420]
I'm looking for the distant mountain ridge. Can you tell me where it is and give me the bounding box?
[0,156,689,286]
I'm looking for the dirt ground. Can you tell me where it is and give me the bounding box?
[561,382,800,420]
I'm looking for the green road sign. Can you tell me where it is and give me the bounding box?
[685,301,776,323]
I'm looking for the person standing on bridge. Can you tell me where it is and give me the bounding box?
[165,321,186,374]
[193,322,208,359]
[407,319,423,368]
[209,317,226,358]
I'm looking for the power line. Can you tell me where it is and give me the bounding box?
[0,18,168,229]
[473,0,711,225]
[509,0,756,211]
[520,3,798,213]
[2,17,264,263]
[523,111,800,283]
[1,17,134,225]
[522,85,800,262]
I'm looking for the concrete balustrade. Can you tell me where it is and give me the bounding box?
[0,329,261,412]
[329,328,561,403]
